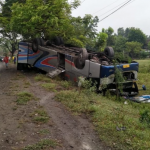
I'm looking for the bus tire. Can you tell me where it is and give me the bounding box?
[104,47,114,58]
[32,38,41,52]
[74,48,88,69]
[53,36,61,46]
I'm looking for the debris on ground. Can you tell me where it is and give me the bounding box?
[124,95,150,103]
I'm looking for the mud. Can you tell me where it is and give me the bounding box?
[0,62,111,150]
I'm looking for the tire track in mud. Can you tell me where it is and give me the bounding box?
[26,73,111,150]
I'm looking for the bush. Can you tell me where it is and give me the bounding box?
[65,38,84,48]
[139,109,150,127]
[139,51,149,59]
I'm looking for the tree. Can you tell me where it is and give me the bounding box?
[69,14,99,48]
[114,36,127,60]
[117,27,125,37]
[0,31,20,56]
[82,14,99,39]
[0,0,24,56]
[124,28,130,38]
[140,50,149,59]
[10,0,80,40]
[2,0,26,18]
[148,41,150,50]
[125,41,142,58]
[102,27,115,46]
[94,32,108,52]
[114,36,127,53]
[128,27,146,46]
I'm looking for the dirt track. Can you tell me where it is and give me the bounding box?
[0,62,111,150]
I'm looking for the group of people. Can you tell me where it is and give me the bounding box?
[3,55,16,69]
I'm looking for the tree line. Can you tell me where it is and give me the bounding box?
[0,0,150,59]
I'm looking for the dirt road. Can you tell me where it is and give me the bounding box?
[0,62,111,150]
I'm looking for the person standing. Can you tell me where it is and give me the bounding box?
[14,56,16,64]
[3,55,9,69]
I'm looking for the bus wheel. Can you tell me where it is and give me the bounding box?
[74,48,88,69]
[104,47,114,58]
[32,38,41,52]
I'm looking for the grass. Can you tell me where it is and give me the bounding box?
[135,59,150,96]
[55,59,150,150]
[60,80,72,89]
[35,74,73,91]
[39,129,50,135]
[32,108,49,124]
[41,83,56,92]
[24,81,31,86]
[22,139,58,150]
[16,92,34,105]
[135,59,150,73]
[17,72,25,78]
[56,89,150,149]
[31,59,150,149]
[34,74,52,82]
[35,74,57,91]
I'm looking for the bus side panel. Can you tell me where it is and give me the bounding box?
[18,42,28,64]
[65,55,72,71]
[34,50,58,73]
[27,43,43,66]
[71,60,90,77]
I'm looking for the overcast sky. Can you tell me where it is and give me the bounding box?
[69,0,150,36]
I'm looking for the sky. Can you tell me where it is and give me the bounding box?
[69,0,150,36]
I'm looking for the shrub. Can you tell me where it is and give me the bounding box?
[139,109,150,127]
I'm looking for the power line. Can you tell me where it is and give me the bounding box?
[93,0,121,15]
[98,0,131,18]
[99,0,133,22]
[124,0,136,7]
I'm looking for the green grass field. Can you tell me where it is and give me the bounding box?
[55,59,150,150]
[136,59,150,95]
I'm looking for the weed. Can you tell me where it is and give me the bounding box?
[60,80,72,89]
[34,116,49,123]
[35,109,48,116]
[16,73,25,79]
[139,109,150,127]
[32,109,49,124]
[16,92,34,105]
[22,139,58,150]
[78,77,97,99]
[41,83,56,91]
[39,129,50,135]
[113,62,125,100]
[24,81,31,88]
[34,74,51,82]
[53,76,62,82]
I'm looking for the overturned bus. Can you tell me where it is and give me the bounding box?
[17,37,139,96]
